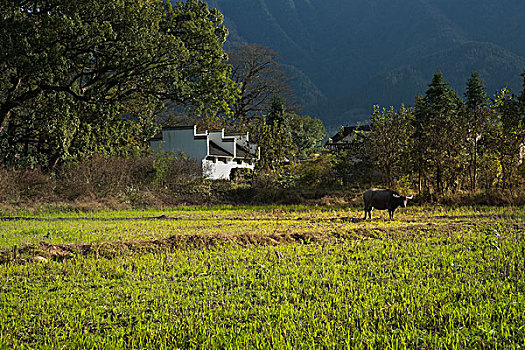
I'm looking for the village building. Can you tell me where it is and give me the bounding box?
[324,125,371,153]
[150,125,260,180]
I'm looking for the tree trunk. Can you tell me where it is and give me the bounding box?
[473,140,478,191]
[436,165,442,195]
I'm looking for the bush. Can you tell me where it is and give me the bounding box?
[290,154,337,188]
[0,154,214,210]
[57,155,155,200]
[1,153,525,211]
[0,168,56,202]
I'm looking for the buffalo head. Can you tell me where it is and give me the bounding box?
[393,194,413,208]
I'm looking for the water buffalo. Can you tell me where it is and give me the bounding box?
[363,189,413,220]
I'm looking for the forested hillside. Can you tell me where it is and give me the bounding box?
[207,0,525,126]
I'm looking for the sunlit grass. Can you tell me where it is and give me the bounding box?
[1,205,523,248]
[0,205,524,348]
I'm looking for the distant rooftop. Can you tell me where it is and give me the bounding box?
[329,125,371,143]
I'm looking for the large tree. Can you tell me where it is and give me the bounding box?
[489,74,525,190]
[369,105,414,187]
[464,72,491,191]
[413,72,464,195]
[248,99,325,170]
[227,43,291,124]
[0,0,239,168]
[287,113,326,160]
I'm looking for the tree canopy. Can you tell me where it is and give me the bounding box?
[0,0,239,168]
[227,43,291,123]
[412,71,464,194]
[363,70,525,195]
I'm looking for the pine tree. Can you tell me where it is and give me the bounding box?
[464,72,490,190]
[415,71,464,195]
[266,95,286,127]
[411,95,431,196]
[519,72,525,123]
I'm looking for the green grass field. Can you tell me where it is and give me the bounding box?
[1,206,524,349]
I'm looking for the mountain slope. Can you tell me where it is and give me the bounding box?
[346,42,525,111]
[206,0,525,126]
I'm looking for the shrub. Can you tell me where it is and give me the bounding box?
[291,154,337,188]
[0,168,56,202]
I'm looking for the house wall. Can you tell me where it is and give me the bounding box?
[208,130,235,156]
[152,128,207,162]
[237,135,256,154]
[150,126,259,180]
[203,159,255,180]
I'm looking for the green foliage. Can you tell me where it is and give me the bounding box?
[369,105,414,187]
[152,152,176,188]
[290,154,337,187]
[412,71,466,194]
[490,86,525,190]
[0,0,239,168]
[463,72,492,190]
[287,113,327,159]
[248,96,326,171]
[333,126,373,185]
[363,70,525,195]
[255,154,337,192]
[465,72,489,112]
[249,119,294,171]
[266,94,287,126]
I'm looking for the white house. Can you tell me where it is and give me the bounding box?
[150,125,260,180]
